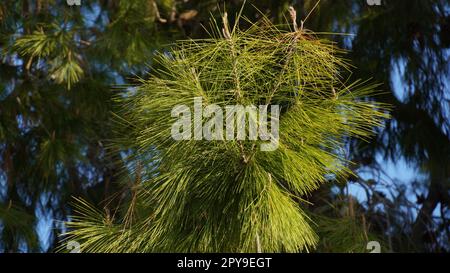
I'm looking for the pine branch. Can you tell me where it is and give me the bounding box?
[63,7,389,253]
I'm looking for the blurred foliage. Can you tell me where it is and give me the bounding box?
[0,202,38,252]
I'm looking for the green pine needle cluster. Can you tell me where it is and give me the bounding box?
[314,214,385,253]
[96,0,167,66]
[13,24,84,89]
[0,203,38,250]
[63,13,389,253]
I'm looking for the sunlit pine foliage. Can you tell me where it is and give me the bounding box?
[63,12,389,253]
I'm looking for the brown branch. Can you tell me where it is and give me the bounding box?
[152,0,167,23]
[288,6,298,32]
[222,12,232,40]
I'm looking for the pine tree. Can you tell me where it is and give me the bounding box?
[63,8,388,253]
[0,0,183,252]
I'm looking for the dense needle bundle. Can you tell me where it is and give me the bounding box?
[64,11,388,253]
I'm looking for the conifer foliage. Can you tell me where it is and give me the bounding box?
[64,9,388,252]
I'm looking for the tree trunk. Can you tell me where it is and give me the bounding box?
[411,182,440,252]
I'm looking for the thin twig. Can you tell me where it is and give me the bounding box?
[152,0,167,23]
[288,6,298,32]
[256,232,262,253]
[222,12,241,99]
[266,7,301,104]
[303,0,322,26]
[222,12,249,163]
[222,12,232,40]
